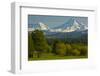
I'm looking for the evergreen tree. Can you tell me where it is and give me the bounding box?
[31,30,49,58]
[28,32,35,58]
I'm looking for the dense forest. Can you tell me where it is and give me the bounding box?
[28,30,88,60]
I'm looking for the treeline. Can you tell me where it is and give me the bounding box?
[46,35,88,44]
[28,30,88,59]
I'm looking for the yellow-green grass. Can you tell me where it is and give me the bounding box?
[28,53,87,61]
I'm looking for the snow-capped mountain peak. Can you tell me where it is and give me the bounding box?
[38,22,49,30]
[62,20,80,32]
[50,19,87,32]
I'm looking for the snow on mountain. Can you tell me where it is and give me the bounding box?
[38,22,49,30]
[62,19,86,32]
[28,22,49,31]
[49,18,87,32]
[62,20,80,32]
[28,18,87,33]
[28,28,35,31]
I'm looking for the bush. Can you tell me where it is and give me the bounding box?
[66,44,72,55]
[70,44,87,56]
[80,46,87,56]
[54,42,66,56]
[72,49,80,56]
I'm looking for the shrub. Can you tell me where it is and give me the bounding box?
[54,42,66,56]
[66,44,72,55]
[80,46,87,56]
[72,49,80,56]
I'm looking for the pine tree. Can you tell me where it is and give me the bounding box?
[31,30,49,58]
[28,32,35,58]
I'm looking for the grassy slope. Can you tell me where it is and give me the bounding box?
[28,53,87,61]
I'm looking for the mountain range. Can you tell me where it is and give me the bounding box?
[28,18,88,39]
[28,18,87,33]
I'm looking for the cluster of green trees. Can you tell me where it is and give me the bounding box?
[28,30,87,59]
[52,40,87,56]
[28,30,50,58]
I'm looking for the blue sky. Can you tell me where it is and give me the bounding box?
[28,15,88,28]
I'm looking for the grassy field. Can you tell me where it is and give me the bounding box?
[28,53,87,61]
